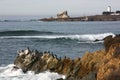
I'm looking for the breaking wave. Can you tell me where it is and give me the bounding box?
[0,32,115,42]
[0,64,65,80]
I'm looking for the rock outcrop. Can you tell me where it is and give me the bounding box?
[14,35,120,80]
[104,35,120,52]
[97,35,120,80]
[57,11,69,18]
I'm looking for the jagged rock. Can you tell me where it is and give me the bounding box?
[104,35,120,52]
[97,58,120,80]
[13,35,120,80]
[97,36,120,80]
[97,43,120,80]
[14,48,101,79]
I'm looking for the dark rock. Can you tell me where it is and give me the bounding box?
[104,35,120,52]
[11,66,19,71]
[104,35,113,52]
[57,78,64,80]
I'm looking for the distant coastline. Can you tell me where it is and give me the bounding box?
[1,6,120,22]
[40,7,120,22]
[40,15,120,22]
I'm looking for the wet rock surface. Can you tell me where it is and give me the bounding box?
[14,35,120,80]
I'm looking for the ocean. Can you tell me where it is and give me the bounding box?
[0,20,120,80]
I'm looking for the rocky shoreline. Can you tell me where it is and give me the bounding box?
[13,35,120,80]
[40,15,120,22]
[40,10,120,22]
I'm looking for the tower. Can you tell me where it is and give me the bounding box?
[107,6,111,12]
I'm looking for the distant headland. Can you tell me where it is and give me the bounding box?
[40,6,120,22]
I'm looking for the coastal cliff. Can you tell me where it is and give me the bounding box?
[13,35,120,80]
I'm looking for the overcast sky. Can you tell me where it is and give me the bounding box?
[0,0,119,16]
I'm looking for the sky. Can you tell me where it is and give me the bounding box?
[0,0,120,16]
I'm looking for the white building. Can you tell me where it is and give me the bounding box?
[107,6,111,12]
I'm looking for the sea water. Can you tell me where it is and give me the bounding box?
[0,20,120,80]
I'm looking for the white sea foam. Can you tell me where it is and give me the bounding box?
[0,33,115,42]
[0,64,65,80]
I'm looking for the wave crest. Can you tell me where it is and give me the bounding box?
[0,33,115,42]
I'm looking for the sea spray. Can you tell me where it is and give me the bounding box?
[0,64,65,80]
